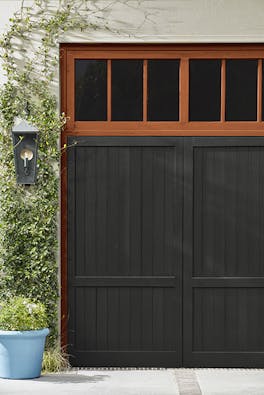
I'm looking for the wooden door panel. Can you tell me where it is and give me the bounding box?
[72,287,179,351]
[193,145,264,277]
[184,137,264,367]
[67,137,183,367]
[193,288,264,352]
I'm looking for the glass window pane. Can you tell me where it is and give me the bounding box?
[226,59,257,121]
[75,60,107,121]
[111,60,143,121]
[189,59,221,121]
[147,60,179,121]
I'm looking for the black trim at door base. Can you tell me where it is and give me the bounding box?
[70,352,181,368]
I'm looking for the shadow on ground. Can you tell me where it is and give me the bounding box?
[36,373,110,384]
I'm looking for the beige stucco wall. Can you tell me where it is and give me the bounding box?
[1,0,264,87]
[2,0,264,43]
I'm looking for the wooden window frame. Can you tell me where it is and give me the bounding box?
[61,43,264,136]
[60,43,264,348]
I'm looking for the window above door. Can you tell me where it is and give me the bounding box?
[61,44,264,135]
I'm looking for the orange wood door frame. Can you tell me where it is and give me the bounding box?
[60,43,264,348]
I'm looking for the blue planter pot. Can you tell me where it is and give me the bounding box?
[0,328,49,379]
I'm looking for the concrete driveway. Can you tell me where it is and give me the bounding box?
[1,368,264,394]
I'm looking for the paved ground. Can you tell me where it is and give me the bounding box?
[1,369,264,394]
[197,369,264,395]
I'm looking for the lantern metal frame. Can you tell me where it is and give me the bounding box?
[12,120,39,185]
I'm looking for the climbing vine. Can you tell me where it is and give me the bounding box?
[0,0,148,347]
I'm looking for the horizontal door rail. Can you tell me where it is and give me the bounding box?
[67,136,264,146]
[192,277,264,287]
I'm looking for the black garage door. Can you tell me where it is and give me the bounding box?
[67,136,264,367]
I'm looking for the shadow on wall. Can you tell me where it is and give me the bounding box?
[1,0,165,91]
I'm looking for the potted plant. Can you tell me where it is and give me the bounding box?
[0,296,49,379]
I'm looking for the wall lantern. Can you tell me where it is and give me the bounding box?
[12,120,39,185]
